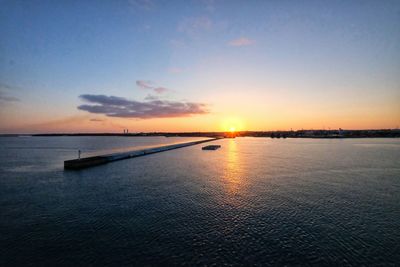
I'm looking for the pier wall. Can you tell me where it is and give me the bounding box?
[64,138,219,170]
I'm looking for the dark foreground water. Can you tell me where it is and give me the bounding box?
[0,137,399,266]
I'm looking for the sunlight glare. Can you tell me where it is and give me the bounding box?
[221,117,245,132]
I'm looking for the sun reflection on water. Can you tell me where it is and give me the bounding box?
[222,139,243,195]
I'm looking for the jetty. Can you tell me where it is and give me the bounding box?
[64,138,220,170]
[202,145,221,150]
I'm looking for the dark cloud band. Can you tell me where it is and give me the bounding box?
[78,94,208,119]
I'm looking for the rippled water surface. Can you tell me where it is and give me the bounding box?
[1,137,399,266]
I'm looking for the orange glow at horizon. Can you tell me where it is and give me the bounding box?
[1,101,399,134]
[221,117,246,132]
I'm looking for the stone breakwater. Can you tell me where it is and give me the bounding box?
[64,138,219,170]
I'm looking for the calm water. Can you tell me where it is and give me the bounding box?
[0,137,399,266]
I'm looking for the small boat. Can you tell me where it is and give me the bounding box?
[202,145,221,150]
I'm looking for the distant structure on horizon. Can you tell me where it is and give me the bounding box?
[13,129,400,138]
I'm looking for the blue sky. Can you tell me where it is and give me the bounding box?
[0,0,399,132]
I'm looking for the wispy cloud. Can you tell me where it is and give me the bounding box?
[136,80,153,90]
[0,82,20,102]
[78,94,209,119]
[90,118,104,122]
[136,80,170,94]
[0,82,15,90]
[144,94,159,101]
[178,16,212,37]
[0,91,19,102]
[228,37,255,47]
[7,115,128,133]
[23,115,92,132]
[153,87,168,94]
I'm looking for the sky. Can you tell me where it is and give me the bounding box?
[0,0,399,133]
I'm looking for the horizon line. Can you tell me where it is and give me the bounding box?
[1,128,400,136]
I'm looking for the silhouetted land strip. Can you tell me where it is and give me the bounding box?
[2,129,399,138]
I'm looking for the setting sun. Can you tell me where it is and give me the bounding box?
[221,117,245,132]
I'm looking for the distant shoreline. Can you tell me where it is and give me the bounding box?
[1,129,399,138]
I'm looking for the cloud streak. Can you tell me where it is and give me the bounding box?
[136,80,169,94]
[0,91,19,102]
[228,37,255,47]
[0,83,20,102]
[78,94,209,119]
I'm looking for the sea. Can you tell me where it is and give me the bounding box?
[0,136,399,266]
